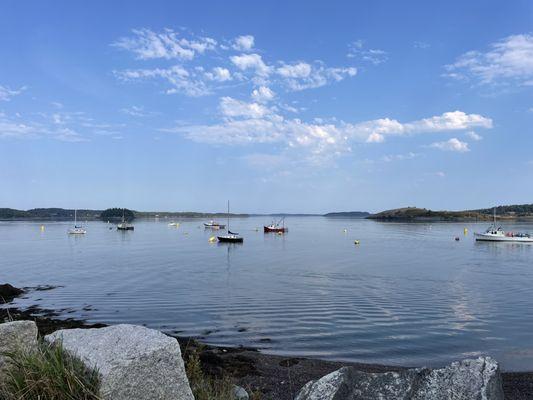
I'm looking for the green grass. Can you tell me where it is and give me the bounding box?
[0,339,100,400]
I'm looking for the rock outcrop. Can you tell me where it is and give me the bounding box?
[0,283,24,303]
[295,357,503,400]
[45,324,194,400]
[0,320,38,377]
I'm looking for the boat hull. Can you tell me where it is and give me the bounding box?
[68,229,86,235]
[217,236,243,243]
[264,226,287,233]
[117,226,134,231]
[475,233,533,242]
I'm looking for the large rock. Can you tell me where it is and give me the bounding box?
[45,324,193,400]
[0,320,38,376]
[295,357,503,400]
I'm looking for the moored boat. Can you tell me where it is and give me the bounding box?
[68,209,86,235]
[264,217,287,233]
[204,220,226,229]
[474,209,532,242]
[217,201,243,243]
[117,208,134,231]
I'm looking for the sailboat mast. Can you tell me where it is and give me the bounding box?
[493,207,496,226]
[227,200,230,232]
[74,209,77,225]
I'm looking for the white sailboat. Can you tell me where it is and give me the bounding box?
[474,208,533,242]
[68,209,86,234]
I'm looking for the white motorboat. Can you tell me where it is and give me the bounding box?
[117,208,134,231]
[474,209,533,243]
[68,209,86,234]
[204,220,226,229]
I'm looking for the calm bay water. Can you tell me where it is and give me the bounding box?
[2,217,533,370]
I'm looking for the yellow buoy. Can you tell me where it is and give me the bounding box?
[208,236,216,243]
[464,228,468,235]
[40,225,45,232]
[354,240,360,245]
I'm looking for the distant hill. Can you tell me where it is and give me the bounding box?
[367,205,533,221]
[324,211,370,218]
[0,208,102,221]
[0,207,249,220]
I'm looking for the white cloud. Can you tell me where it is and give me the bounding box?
[382,152,418,162]
[219,97,270,118]
[413,41,430,49]
[251,86,275,103]
[466,130,482,141]
[115,65,210,97]
[120,105,157,117]
[230,53,271,77]
[430,138,470,152]
[277,62,312,78]
[404,111,492,132]
[112,28,216,60]
[205,67,232,82]
[163,101,490,163]
[279,64,357,91]
[444,34,533,86]
[347,40,388,64]
[0,85,26,101]
[233,35,254,51]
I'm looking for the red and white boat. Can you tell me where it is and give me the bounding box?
[264,218,287,233]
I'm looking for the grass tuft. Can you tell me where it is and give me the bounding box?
[0,339,100,400]
[186,349,237,400]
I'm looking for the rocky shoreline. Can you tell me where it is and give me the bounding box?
[2,285,533,399]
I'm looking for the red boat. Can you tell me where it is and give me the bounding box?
[264,218,288,233]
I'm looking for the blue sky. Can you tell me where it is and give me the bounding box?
[1,1,532,213]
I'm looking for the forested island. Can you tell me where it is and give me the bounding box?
[0,207,249,221]
[367,204,533,221]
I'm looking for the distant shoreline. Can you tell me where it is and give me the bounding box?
[2,203,533,222]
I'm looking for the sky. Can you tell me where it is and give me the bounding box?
[0,1,532,213]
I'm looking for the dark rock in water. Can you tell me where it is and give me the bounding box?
[295,357,504,400]
[0,283,24,303]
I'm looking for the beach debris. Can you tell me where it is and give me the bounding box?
[295,356,503,400]
[45,324,194,400]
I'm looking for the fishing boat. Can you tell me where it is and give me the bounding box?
[264,217,287,233]
[474,209,533,242]
[204,220,226,229]
[117,208,134,231]
[68,209,86,234]
[217,201,243,243]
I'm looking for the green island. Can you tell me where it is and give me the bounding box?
[367,204,533,221]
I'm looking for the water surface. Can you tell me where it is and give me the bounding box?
[2,217,533,370]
